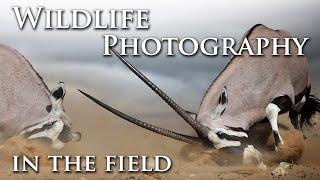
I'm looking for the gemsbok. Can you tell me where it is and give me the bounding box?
[0,44,81,149]
[79,24,319,151]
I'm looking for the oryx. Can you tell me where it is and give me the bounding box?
[79,24,319,151]
[0,44,81,149]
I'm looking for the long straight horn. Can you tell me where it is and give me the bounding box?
[109,48,209,138]
[78,90,202,144]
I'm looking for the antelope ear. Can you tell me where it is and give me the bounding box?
[50,82,66,101]
[217,86,228,115]
[219,86,228,106]
[212,86,228,118]
[50,82,66,112]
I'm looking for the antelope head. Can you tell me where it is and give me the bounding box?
[21,82,81,149]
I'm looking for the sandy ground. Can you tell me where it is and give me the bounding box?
[1,89,320,179]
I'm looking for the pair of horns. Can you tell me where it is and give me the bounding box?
[78,48,210,144]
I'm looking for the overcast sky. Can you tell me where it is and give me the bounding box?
[1,0,319,116]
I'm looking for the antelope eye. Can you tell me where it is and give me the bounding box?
[217,131,223,138]
[46,121,57,130]
[46,104,52,112]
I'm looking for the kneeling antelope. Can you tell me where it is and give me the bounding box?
[0,45,81,149]
[79,24,320,150]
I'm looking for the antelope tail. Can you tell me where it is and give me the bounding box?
[300,95,320,128]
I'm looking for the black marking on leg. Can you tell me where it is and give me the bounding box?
[273,130,281,146]
[271,95,293,114]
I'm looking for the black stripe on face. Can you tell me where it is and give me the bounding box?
[273,130,281,145]
[216,131,246,142]
[23,121,57,138]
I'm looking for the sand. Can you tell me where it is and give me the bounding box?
[0,88,320,179]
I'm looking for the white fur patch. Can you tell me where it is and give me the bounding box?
[266,103,283,143]
[266,103,281,120]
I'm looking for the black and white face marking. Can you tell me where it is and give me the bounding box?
[208,128,248,149]
[19,82,81,149]
[21,119,66,149]
[20,82,80,150]
[207,86,249,149]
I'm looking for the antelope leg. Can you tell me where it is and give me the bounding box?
[294,95,306,112]
[266,103,284,146]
